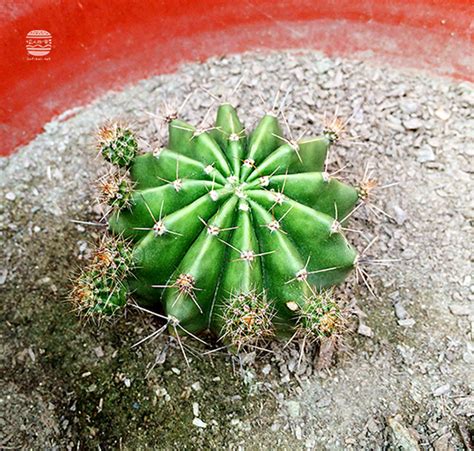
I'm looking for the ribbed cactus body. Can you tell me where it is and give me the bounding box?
[96,104,359,342]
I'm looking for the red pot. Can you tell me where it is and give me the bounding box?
[1,0,472,156]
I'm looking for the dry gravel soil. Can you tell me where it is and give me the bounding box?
[1,50,473,449]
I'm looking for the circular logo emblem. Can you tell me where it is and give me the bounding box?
[26,30,52,57]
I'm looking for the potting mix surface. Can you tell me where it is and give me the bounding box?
[1,50,473,449]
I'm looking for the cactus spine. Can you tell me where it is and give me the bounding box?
[74,102,362,346]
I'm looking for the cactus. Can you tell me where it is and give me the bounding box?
[71,235,133,315]
[74,102,363,347]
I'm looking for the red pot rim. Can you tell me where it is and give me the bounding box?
[1,0,472,156]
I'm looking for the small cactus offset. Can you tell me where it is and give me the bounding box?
[72,235,133,315]
[74,102,363,347]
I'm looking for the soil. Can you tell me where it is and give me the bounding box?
[1,50,473,450]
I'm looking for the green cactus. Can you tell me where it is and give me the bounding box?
[74,103,362,346]
[71,235,133,315]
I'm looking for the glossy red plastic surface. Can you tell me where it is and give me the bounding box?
[1,0,472,156]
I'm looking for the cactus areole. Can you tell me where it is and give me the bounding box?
[78,103,362,347]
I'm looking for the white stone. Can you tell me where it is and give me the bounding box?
[192,418,207,428]
[358,324,373,337]
[433,384,450,397]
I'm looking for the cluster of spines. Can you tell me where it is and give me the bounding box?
[294,291,342,339]
[98,170,135,210]
[218,290,342,348]
[98,122,138,168]
[219,291,275,349]
[95,122,140,216]
[71,123,140,317]
[71,235,134,315]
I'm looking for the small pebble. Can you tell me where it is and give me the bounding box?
[432,384,450,397]
[403,118,423,130]
[271,422,280,432]
[358,324,374,337]
[449,304,471,316]
[402,248,417,259]
[5,192,16,201]
[463,349,474,364]
[27,348,36,363]
[416,146,436,163]
[398,318,416,327]
[314,59,332,74]
[400,100,419,114]
[435,108,451,121]
[192,418,207,428]
[0,269,7,285]
[394,302,409,320]
[93,346,105,358]
[391,205,408,225]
